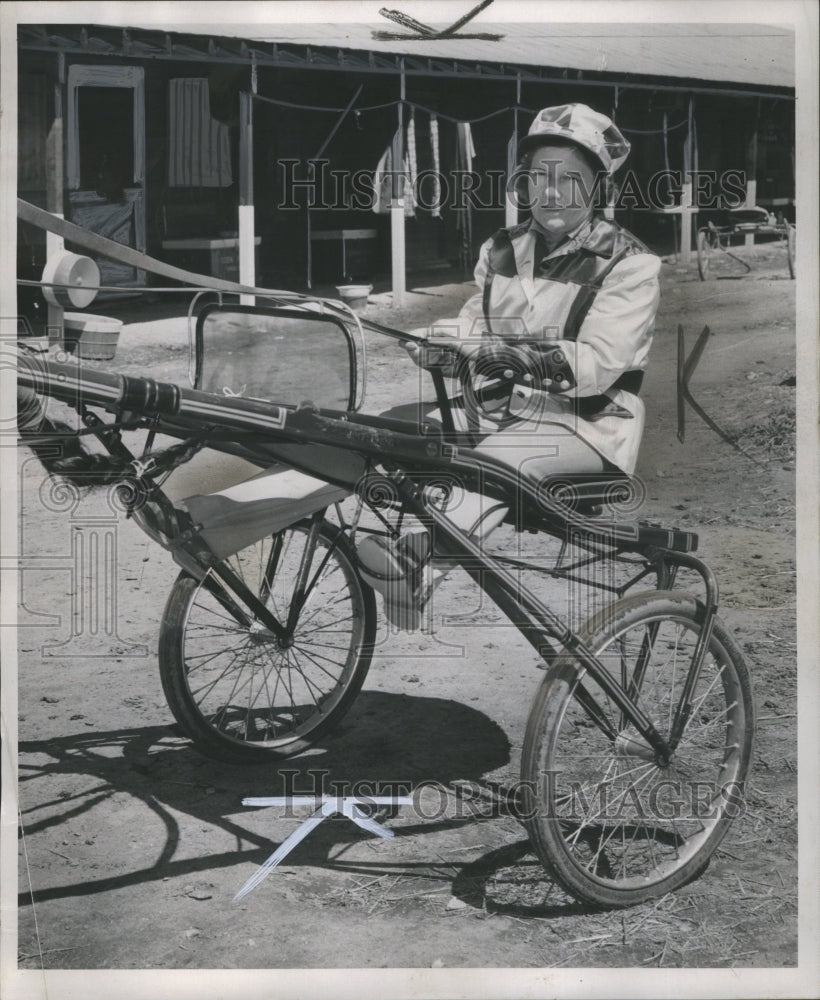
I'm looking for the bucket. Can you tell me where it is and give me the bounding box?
[336,283,372,312]
[63,312,123,361]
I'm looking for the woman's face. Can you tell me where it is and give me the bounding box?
[524,142,601,239]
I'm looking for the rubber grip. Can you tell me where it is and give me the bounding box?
[119,376,181,416]
[636,524,699,553]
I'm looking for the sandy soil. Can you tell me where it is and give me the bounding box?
[14,242,797,971]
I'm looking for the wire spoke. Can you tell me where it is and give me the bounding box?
[186,639,251,696]
[539,603,748,898]
[289,642,345,692]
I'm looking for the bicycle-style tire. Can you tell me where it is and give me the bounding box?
[159,519,377,763]
[696,229,713,280]
[521,591,754,909]
[786,224,795,280]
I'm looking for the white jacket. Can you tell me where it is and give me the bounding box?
[430,218,661,474]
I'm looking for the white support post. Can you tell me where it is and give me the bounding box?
[238,88,255,305]
[391,60,406,307]
[680,96,695,262]
[744,183,757,249]
[391,206,406,305]
[744,101,760,249]
[504,143,518,228]
[238,205,256,304]
[47,59,65,342]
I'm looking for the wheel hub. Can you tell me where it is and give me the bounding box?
[613,731,657,763]
[247,621,278,643]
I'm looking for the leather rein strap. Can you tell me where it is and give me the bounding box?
[18,198,302,300]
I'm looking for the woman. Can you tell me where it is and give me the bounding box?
[358,103,662,629]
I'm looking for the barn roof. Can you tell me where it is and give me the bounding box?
[18,19,795,95]
[224,21,795,90]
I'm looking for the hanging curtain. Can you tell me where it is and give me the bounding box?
[168,78,232,187]
[430,112,442,218]
[371,128,415,216]
[406,108,418,192]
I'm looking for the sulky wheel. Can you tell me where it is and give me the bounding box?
[520,591,754,908]
[786,224,795,280]
[696,228,715,281]
[159,519,376,762]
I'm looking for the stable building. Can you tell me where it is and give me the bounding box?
[17,20,795,306]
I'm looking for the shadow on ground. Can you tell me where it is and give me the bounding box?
[19,690,523,905]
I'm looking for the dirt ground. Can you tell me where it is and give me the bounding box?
[13,242,798,973]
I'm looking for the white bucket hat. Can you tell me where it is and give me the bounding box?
[519,103,631,174]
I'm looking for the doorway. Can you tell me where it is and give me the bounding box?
[66,65,146,289]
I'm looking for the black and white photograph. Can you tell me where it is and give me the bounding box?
[1,2,818,997]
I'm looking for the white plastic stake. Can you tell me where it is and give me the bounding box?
[234,796,413,901]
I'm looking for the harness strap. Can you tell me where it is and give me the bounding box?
[482,270,494,334]
[573,369,644,418]
[561,243,630,341]
[482,225,635,340]
[481,227,518,336]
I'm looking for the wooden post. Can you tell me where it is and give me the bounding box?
[307,84,363,289]
[745,99,760,249]
[46,56,65,342]
[390,61,406,307]
[680,180,693,262]
[238,70,255,305]
[680,95,695,262]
